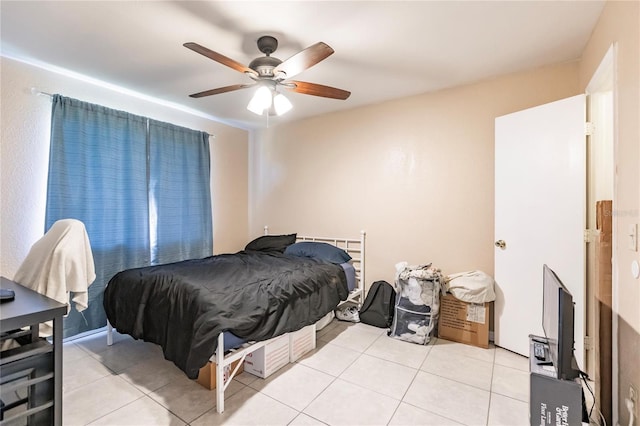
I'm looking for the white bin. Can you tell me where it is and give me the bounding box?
[243,335,289,378]
[289,324,316,362]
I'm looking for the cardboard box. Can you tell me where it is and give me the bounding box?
[594,199,613,421]
[596,200,612,236]
[243,335,290,378]
[289,325,316,362]
[595,200,613,301]
[438,293,490,349]
[196,358,243,390]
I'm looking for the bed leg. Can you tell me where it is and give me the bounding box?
[216,333,225,413]
[107,321,113,346]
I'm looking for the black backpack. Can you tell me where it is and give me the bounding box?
[359,281,396,328]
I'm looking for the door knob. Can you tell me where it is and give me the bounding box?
[495,240,506,249]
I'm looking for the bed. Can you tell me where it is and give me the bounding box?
[103,228,366,413]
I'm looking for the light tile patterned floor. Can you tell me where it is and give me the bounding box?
[61,319,536,425]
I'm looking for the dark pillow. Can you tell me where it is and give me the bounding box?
[244,234,297,253]
[284,241,352,264]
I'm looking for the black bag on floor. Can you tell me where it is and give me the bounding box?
[358,280,396,328]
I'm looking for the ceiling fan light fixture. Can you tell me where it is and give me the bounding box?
[247,86,273,115]
[273,93,292,116]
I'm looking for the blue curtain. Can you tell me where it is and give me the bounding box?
[46,95,212,337]
[149,120,212,264]
[46,95,150,337]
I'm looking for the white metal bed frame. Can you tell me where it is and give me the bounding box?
[107,227,366,414]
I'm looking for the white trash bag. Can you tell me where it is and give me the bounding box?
[444,270,496,304]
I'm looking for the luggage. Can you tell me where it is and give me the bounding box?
[358,280,396,328]
[388,262,443,345]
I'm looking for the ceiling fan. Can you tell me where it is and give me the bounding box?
[183,36,351,112]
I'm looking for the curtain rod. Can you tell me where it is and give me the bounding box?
[30,87,53,98]
[30,87,216,139]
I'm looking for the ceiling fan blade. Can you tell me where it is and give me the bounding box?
[285,81,351,100]
[189,84,254,98]
[184,42,258,77]
[274,42,334,79]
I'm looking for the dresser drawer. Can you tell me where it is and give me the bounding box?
[1,339,54,424]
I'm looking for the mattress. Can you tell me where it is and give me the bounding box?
[221,261,356,351]
[104,250,349,378]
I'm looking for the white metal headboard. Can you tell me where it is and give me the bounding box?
[263,226,366,306]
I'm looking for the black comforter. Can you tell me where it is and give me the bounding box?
[103,250,349,378]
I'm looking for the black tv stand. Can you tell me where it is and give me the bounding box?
[528,335,587,425]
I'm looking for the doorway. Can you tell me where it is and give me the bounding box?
[585,44,616,426]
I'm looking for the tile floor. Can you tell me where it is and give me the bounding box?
[60,320,542,425]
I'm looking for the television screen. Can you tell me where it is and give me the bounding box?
[542,264,579,380]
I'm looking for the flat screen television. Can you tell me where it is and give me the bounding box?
[542,264,579,380]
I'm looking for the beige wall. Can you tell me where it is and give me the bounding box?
[0,57,249,278]
[579,1,640,423]
[210,125,250,255]
[249,61,580,287]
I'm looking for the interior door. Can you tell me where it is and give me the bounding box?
[494,94,586,369]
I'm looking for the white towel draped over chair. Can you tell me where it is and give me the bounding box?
[14,219,96,334]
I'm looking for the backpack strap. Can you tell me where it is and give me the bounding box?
[359,281,382,313]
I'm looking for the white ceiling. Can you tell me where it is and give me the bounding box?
[1,1,605,130]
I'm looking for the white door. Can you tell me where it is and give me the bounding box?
[494,94,586,369]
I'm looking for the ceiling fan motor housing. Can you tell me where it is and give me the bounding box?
[249,55,283,78]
